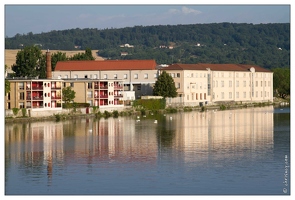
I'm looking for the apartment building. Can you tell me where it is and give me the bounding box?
[62,79,124,107]
[53,60,159,98]
[6,78,63,110]
[161,63,273,106]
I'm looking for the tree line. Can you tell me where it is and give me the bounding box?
[5,23,290,69]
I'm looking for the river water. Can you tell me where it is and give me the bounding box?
[5,106,290,195]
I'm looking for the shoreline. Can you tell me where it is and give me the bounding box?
[5,101,289,124]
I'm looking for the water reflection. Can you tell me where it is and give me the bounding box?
[5,106,278,194]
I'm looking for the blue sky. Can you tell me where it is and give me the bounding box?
[4,2,291,37]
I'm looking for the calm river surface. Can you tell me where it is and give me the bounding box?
[5,106,290,195]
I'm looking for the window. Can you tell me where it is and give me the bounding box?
[18,82,24,90]
[229,81,232,87]
[204,93,206,100]
[196,93,198,100]
[256,81,258,87]
[171,73,175,78]
[192,94,194,100]
[88,82,92,89]
[243,81,246,87]
[87,91,92,98]
[134,74,138,79]
[74,74,78,79]
[196,73,198,78]
[221,92,224,99]
[104,74,108,79]
[177,73,180,78]
[200,93,202,100]
[236,92,239,98]
[229,92,232,99]
[84,75,88,78]
[64,75,68,79]
[176,83,180,89]
[236,81,239,87]
[243,92,246,98]
[256,91,258,97]
[19,92,25,100]
[93,74,97,79]
[114,74,118,79]
[70,82,74,87]
[154,73,158,78]
[221,81,224,87]
[19,102,24,109]
[191,73,194,77]
[144,74,148,79]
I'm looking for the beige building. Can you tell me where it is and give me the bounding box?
[53,60,159,98]
[6,78,63,110]
[162,63,273,106]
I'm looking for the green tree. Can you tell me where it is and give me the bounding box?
[51,51,68,70]
[153,71,177,98]
[62,86,76,103]
[5,65,10,95]
[272,68,290,99]
[12,46,46,78]
[69,48,95,60]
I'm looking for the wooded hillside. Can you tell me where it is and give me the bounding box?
[5,23,290,69]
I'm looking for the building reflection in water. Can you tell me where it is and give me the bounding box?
[171,106,274,166]
[5,106,274,181]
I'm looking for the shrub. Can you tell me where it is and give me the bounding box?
[104,110,111,118]
[201,106,205,112]
[112,110,119,118]
[21,108,26,117]
[12,108,19,116]
[220,104,226,110]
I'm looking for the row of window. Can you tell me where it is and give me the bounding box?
[183,80,271,89]
[216,91,270,99]
[172,72,271,79]
[59,73,158,80]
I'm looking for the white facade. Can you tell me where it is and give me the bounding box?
[163,65,273,106]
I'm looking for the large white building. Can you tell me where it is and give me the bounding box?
[161,63,273,106]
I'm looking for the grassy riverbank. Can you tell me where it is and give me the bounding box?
[5,98,289,124]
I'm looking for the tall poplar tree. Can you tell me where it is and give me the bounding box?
[153,71,177,98]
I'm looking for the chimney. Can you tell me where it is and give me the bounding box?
[46,49,52,79]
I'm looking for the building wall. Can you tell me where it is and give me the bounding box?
[165,68,273,106]
[6,79,63,110]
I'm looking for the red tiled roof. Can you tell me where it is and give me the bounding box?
[55,60,157,71]
[163,63,272,72]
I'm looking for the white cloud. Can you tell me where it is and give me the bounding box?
[168,6,202,15]
[181,6,202,15]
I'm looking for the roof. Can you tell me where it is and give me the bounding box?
[55,60,157,71]
[162,63,272,72]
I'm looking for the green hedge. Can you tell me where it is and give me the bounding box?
[63,102,90,109]
[132,98,166,110]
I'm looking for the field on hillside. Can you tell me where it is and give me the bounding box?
[5,49,104,68]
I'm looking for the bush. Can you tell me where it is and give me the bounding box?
[104,110,111,118]
[166,107,177,113]
[201,106,205,112]
[21,108,26,117]
[132,98,166,110]
[112,110,119,118]
[12,108,19,116]
[220,104,226,110]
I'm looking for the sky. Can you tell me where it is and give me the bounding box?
[3,1,291,38]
